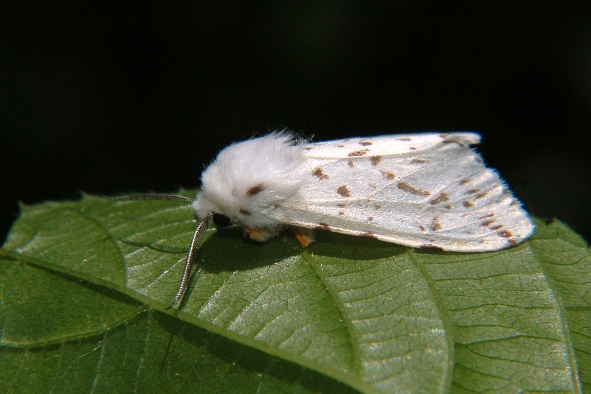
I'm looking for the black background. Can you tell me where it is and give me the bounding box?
[2,2,590,244]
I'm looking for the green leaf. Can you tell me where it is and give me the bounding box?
[1,193,589,393]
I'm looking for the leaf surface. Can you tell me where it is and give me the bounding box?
[1,193,589,393]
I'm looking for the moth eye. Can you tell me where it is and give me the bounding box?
[212,213,232,227]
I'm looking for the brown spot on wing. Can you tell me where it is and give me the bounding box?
[474,192,488,200]
[337,185,351,197]
[397,137,412,141]
[420,244,445,252]
[359,140,373,146]
[467,189,480,194]
[337,203,346,208]
[348,148,370,157]
[463,200,474,207]
[419,225,427,232]
[397,181,431,196]
[430,192,450,205]
[370,156,382,166]
[381,170,396,180]
[312,167,329,180]
[430,216,442,231]
[239,208,251,216]
[362,232,378,239]
[507,239,519,246]
[368,217,374,221]
[478,213,495,219]
[348,160,355,167]
[246,183,265,196]
[498,230,513,238]
[339,211,345,216]
[410,158,429,164]
[442,136,467,146]
[273,204,281,210]
[374,203,382,209]
[316,222,331,231]
[481,220,495,227]
[460,178,471,185]
[409,147,417,151]
[490,225,504,230]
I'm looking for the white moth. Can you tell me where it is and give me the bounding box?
[107,131,535,308]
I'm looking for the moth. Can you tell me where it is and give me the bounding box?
[107,132,535,308]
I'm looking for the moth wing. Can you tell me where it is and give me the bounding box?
[301,132,481,159]
[270,133,534,251]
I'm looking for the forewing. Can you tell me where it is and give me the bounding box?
[301,132,481,159]
[270,133,534,252]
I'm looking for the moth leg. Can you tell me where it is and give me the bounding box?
[291,226,315,247]
[244,227,280,242]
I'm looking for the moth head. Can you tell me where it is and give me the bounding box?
[192,185,279,230]
[192,190,237,227]
[212,212,232,228]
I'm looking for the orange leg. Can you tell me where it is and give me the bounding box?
[291,226,315,247]
[244,227,279,242]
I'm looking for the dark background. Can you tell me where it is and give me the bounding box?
[2,2,590,244]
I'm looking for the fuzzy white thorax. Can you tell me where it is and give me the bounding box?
[192,132,308,230]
